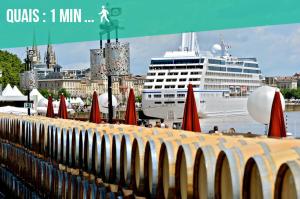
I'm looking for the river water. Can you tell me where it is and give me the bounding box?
[200,111,300,138]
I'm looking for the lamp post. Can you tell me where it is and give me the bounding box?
[25,50,32,116]
[20,48,38,116]
[99,7,128,124]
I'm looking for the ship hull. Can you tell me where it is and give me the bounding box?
[142,95,248,119]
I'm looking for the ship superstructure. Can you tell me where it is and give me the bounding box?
[142,33,263,119]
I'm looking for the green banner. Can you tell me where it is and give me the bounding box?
[1,0,300,48]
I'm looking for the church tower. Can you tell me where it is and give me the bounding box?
[45,33,57,69]
[28,32,41,65]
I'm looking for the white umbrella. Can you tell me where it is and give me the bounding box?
[98,92,118,113]
[37,98,48,107]
[0,106,36,115]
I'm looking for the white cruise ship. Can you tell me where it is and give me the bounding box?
[141,33,263,119]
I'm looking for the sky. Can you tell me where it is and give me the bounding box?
[4,23,300,76]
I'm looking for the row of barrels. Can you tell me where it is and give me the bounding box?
[0,114,300,198]
[0,166,40,199]
[0,141,125,199]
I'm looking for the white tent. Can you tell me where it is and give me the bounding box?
[75,97,84,106]
[30,89,46,102]
[53,100,60,108]
[2,84,25,97]
[12,86,25,96]
[70,97,77,104]
[2,84,13,96]
[0,106,36,115]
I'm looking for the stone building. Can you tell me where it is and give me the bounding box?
[38,75,146,99]
[265,75,299,89]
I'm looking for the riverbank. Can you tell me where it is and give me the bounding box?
[286,104,300,112]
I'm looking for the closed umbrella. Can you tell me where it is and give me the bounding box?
[268,91,286,138]
[89,91,101,124]
[125,88,137,125]
[58,94,68,119]
[182,84,201,132]
[46,95,54,118]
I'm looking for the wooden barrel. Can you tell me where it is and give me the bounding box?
[192,138,249,199]
[92,131,102,177]
[131,136,149,195]
[61,128,68,165]
[49,125,56,159]
[274,159,300,199]
[67,175,78,199]
[111,133,122,184]
[55,126,62,163]
[71,127,80,168]
[242,147,300,199]
[66,127,73,167]
[45,164,54,193]
[79,128,86,169]
[175,142,201,199]
[88,182,97,199]
[84,128,94,172]
[37,122,45,154]
[120,133,135,187]
[79,180,89,199]
[62,172,69,199]
[215,139,300,199]
[101,133,113,183]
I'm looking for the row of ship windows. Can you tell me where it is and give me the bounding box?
[149,93,186,99]
[147,71,202,76]
[206,72,253,78]
[204,85,259,90]
[205,78,261,84]
[154,101,185,104]
[150,58,205,65]
[208,59,258,68]
[150,59,258,68]
[146,78,201,83]
[149,65,203,70]
[208,66,261,74]
[144,84,200,89]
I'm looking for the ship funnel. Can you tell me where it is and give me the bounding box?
[181,32,199,54]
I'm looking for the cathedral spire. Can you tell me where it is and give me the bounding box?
[28,30,41,65]
[45,32,57,69]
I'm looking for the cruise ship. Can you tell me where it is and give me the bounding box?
[141,33,263,119]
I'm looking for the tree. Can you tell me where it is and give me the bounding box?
[39,88,56,99]
[281,88,300,99]
[57,88,71,98]
[135,95,142,103]
[0,50,25,87]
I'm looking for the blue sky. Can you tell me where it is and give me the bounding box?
[5,23,300,76]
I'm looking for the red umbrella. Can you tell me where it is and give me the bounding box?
[46,95,54,118]
[268,91,286,138]
[182,84,201,132]
[58,94,68,119]
[125,88,137,125]
[89,91,101,123]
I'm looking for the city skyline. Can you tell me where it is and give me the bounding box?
[4,23,300,76]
